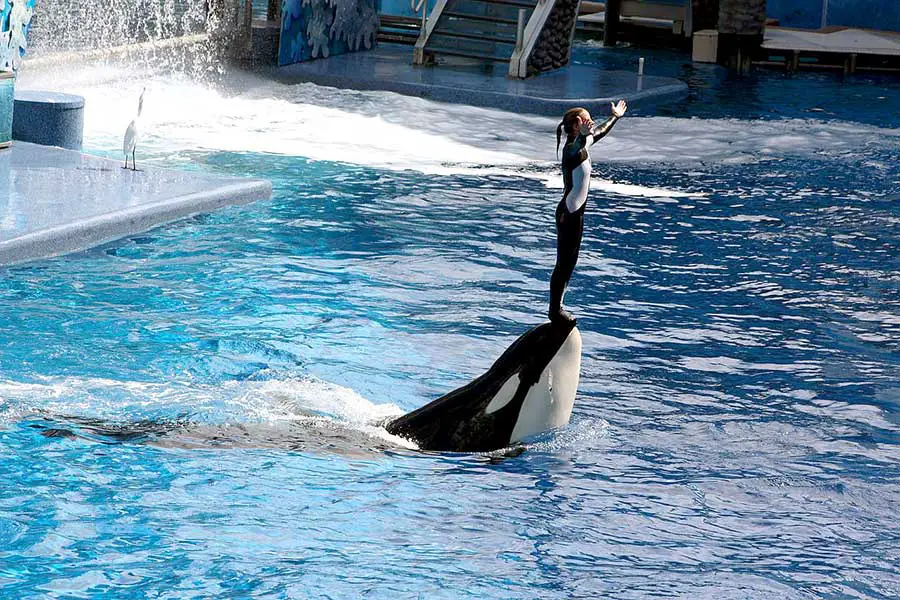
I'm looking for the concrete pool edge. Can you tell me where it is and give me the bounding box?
[271,68,688,115]
[266,45,689,116]
[0,181,272,266]
[0,143,272,267]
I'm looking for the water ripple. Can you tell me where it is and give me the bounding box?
[1,71,899,599]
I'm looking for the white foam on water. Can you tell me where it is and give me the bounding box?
[246,378,415,448]
[18,66,530,176]
[0,375,414,448]
[526,417,612,453]
[541,176,705,199]
[17,62,899,179]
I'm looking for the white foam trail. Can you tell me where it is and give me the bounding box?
[16,62,899,177]
[611,116,900,164]
[527,417,611,453]
[0,375,413,447]
[248,378,415,448]
[18,67,530,176]
[542,176,705,199]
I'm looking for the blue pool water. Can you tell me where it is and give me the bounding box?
[3,45,900,597]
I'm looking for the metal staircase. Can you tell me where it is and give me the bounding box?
[414,0,540,65]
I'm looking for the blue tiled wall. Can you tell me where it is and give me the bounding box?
[767,0,900,32]
[1,75,13,147]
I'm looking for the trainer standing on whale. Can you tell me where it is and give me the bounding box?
[550,100,628,324]
[387,102,628,452]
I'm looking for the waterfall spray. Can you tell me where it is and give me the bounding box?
[25,0,248,78]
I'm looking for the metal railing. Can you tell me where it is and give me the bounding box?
[514,8,526,53]
[412,0,428,40]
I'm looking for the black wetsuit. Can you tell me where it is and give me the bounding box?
[549,115,619,323]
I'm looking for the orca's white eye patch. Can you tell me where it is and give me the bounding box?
[485,374,521,415]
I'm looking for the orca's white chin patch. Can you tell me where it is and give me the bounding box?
[510,326,582,443]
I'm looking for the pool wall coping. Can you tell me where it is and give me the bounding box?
[0,142,272,267]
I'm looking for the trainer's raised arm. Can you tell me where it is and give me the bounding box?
[589,99,627,143]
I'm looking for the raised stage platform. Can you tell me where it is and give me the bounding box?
[268,44,688,116]
[760,26,900,73]
[0,142,272,267]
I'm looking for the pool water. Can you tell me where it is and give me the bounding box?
[2,45,899,598]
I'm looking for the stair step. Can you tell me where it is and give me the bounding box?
[442,11,520,25]
[379,25,421,34]
[436,19,522,37]
[378,31,420,44]
[378,14,422,44]
[426,46,511,62]
[380,15,422,27]
[431,30,516,44]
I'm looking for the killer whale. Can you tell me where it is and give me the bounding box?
[28,322,582,456]
[386,320,582,452]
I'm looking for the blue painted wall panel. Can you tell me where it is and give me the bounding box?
[0,75,14,146]
[767,0,823,28]
[379,0,419,18]
[1,0,37,71]
[826,0,900,31]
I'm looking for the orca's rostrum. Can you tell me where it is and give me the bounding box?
[386,320,582,452]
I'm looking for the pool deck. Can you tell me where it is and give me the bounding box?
[763,26,900,57]
[268,44,688,115]
[759,26,900,72]
[0,142,272,267]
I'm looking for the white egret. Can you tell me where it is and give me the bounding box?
[123,88,145,170]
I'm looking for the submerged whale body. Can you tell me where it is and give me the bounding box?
[386,320,582,452]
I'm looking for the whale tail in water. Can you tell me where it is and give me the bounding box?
[386,320,582,452]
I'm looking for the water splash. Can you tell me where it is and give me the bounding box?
[0,374,414,451]
[25,0,239,78]
[29,0,210,54]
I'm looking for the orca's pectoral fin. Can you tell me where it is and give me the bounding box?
[38,427,78,440]
[486,444,527,464]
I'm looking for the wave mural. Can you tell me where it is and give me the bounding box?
[1,0,35,71]
[278,0,378,66]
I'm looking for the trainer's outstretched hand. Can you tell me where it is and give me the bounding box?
[611,100,628,118]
